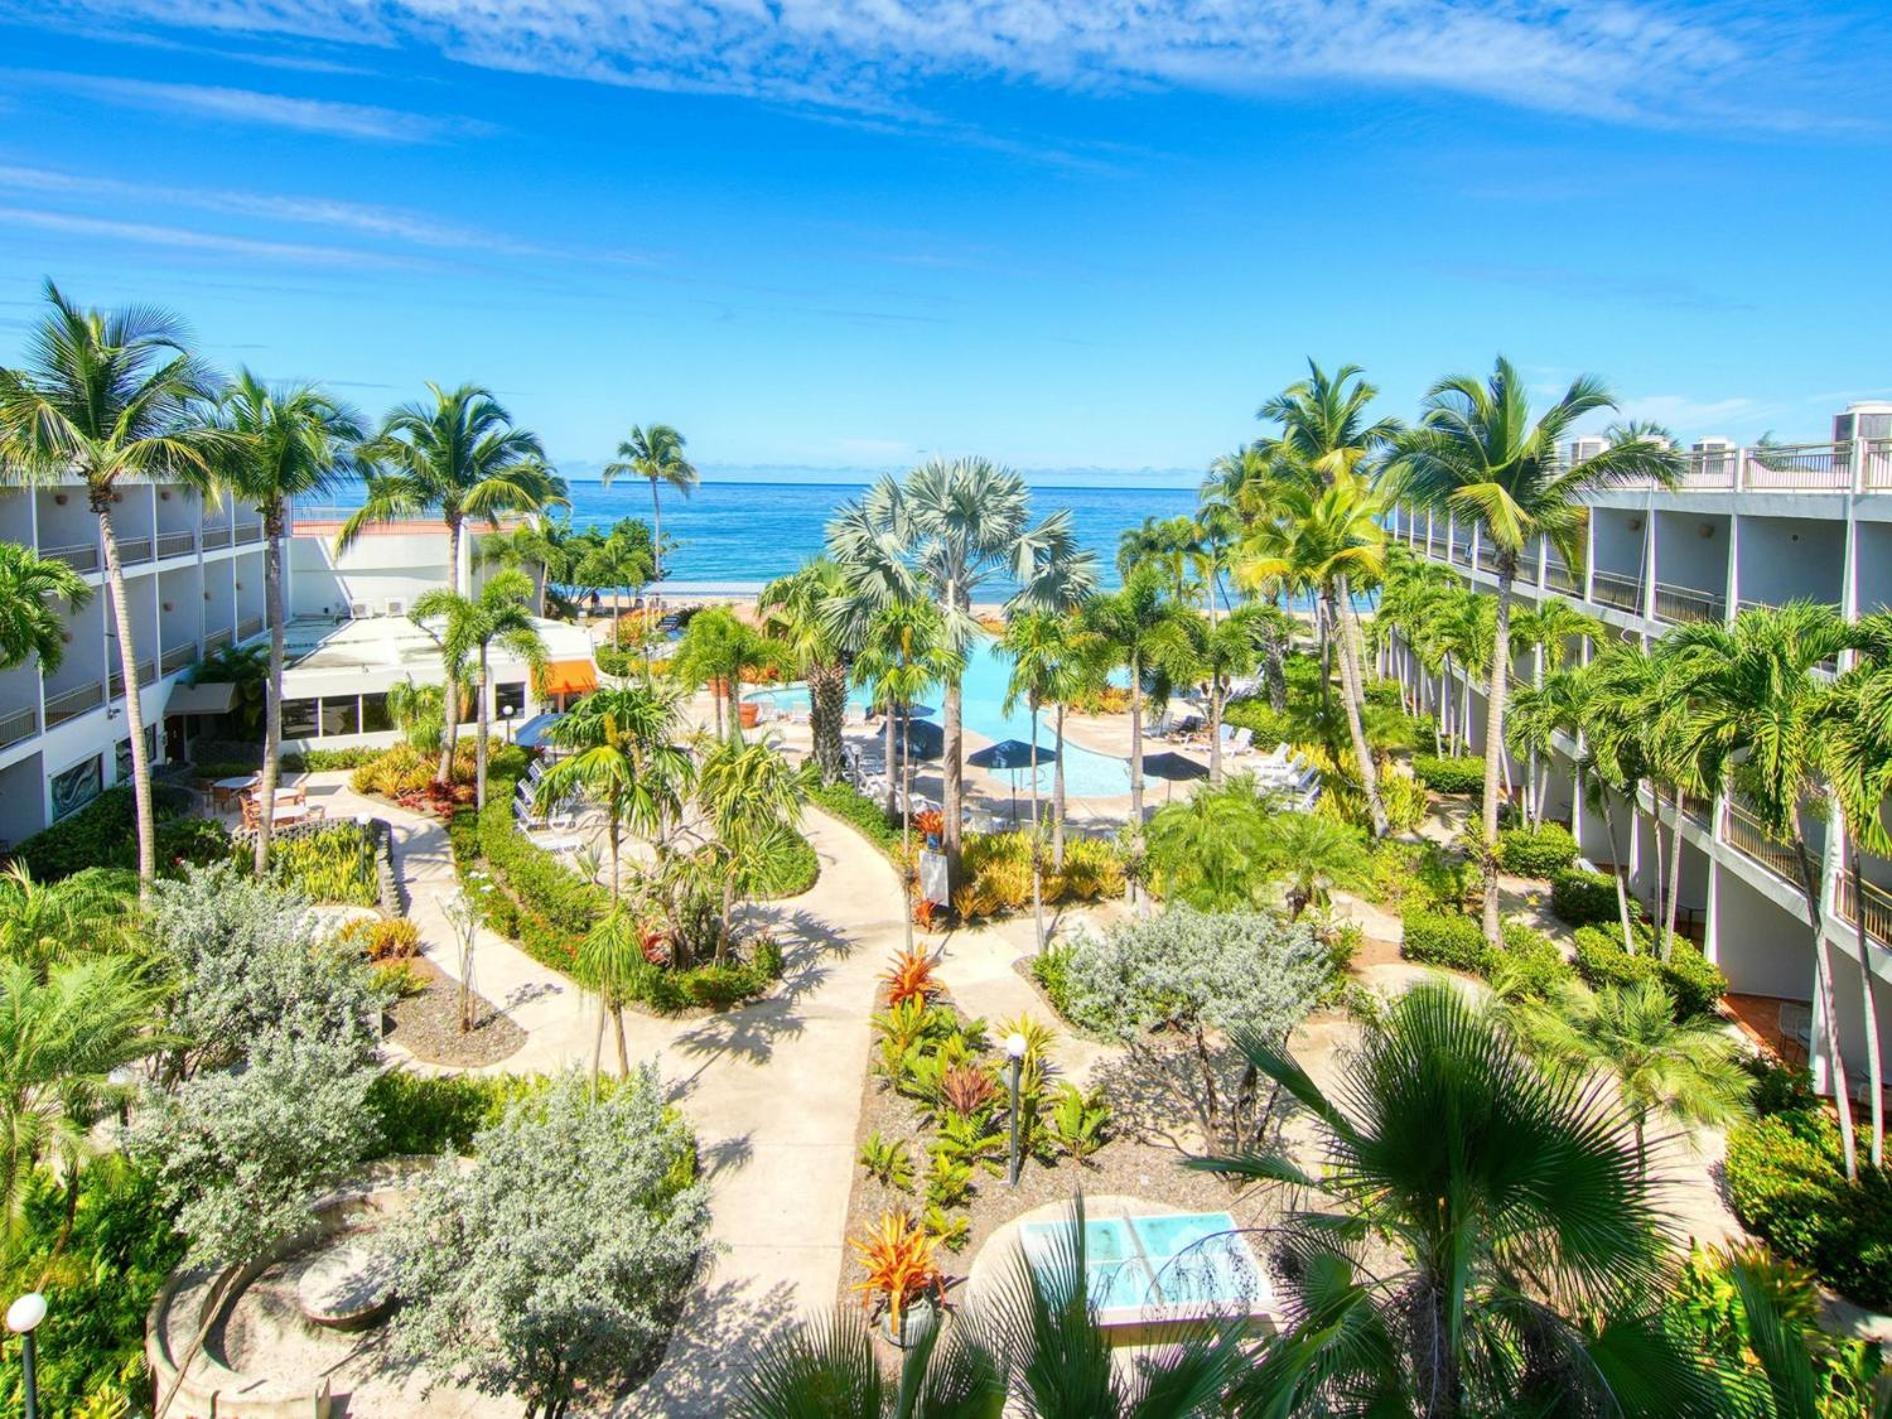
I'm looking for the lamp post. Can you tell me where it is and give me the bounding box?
[1005,1032,1028,1187]
[501,703,516,745]
[8,1292,46,1419]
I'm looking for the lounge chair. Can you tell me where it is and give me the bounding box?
[1228,727,1254,755]
[1146,710,1174,740]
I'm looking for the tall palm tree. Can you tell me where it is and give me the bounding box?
[576,905,648,1085]
[1506,668,1586,831]
[1667,601,1864,1179]
[210,371,362,873]
[1116,514,1206,606]
[671,607,779,743]
[603,422,696,581]
[1518,977,1750,1173]
[696,733,810,961]
[0,954,161,1225]
[1080,564,1192,881]
[1390,357,1683,944]
[760,558,859,784]
[0,282,241,892]
[998,610,1093,948]
[537,685,693,900]
[1196,981,1714,1417]
[827,458,1095,883]
[1503,598,1603,827]
[1576,642,1667,953]
[480,514,584,616]
[409,569,547,807]
[1182,605,1274,786]
[1236,470,1390,835]
[0,543,90,674]
[340,382,558,598]
[1259,811,1371,920]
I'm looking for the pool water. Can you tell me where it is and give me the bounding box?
[746,638,1136,798]
[1018,1211,1261,1318]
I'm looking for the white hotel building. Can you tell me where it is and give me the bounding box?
[1381,401,1892,1097]
[0,483,596,850]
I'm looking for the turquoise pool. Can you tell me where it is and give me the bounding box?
[1018,1210,1263,1320]
[746,639,1137,798]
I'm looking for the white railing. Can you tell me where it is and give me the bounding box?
[0,706,38,750]
[1590,569,1645,613]
[43,682,102,726]
[155,529,197,559]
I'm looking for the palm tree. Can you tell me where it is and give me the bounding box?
[1116,514,1206,606]
[386,675,446,753]
[1181,605,1274,786]
[1813,613,1892,1168]
[577,905,650,1085]
[210,372,362,873]
[1504,598,1603,826]
[574,519,658,656]
[1197,981,1713,1417]
[0,954,161,1224]
[759,558,859,783]
[410,569,547,807]
[603,422,696,580]
[0,864,133,977]
[1391,357,1684,945]
[671,607,779,743]
[0,543,90,674]
[1518,978,1750,1172]
[998,610,1092,947]
[0,282,241,892]
[1236,470,1390,835]
[1260,811,1371,919]
[1667,601,1864,1179]
[1574,642,1667,953]
[696,733,810,961]
[480,515,584,616]
[828,458,1095,883]
[1080,564,1192,877]
[1506,668,1587,831]
[1144,784,1271,909]
[340,382,558,599]
[537,685,693,900]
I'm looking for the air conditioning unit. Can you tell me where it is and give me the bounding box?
[1834,402,1892,443]
[385,599,406,617]
[350,601,370,619]
[1567,436,1606,463]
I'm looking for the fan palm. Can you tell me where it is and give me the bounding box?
[0,282,242,891]
[761,558,860,783]
[1390,357,1683,944]
[1196,980,1714,1417]
[603,422,696,580]
[696,733,811,961]
[1259,811,1371,919]
[410,569,547,807]
[1666,601,1864,1178]
[1517,978,1750,1172]
[827,458,1096,883]
[209,371,362,872]
[1235,470,1390,835]
[537,685,693,900]
[0,954,163,1224]
[0,542,90,674]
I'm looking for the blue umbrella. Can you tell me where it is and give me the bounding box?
[968,739,1060,825]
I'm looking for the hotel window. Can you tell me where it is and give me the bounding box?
[496,682,527,719]
[320,696,360,737]
[282,698,320,739]
[360,692,392,734]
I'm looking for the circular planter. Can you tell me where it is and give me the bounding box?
[883,1297,935,1349]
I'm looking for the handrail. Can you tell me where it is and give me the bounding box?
[237,615,264,640]
[1652,579,1725,625]
[117,536,153,565]
[1723,800,1802,885]
[42,682,102,726]
[1590,569,1644,612]
[202,526,232,550]
[233,523,264,545]
[205,629,233,655]
[160,643,198,675]
[1834,871,1892,950]
[155,530,197,559]
[41,542,99,574]
[0,706,38,750]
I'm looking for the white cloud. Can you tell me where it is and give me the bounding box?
[2,0,1855,132]
[0,205,406,265]
[11,70,479,140]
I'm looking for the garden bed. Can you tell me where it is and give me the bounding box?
[382,957,526,1067]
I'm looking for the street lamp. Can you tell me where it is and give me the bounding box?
[1005,1032,1028,1187]
[8,1292,46,1419]
[501,703,516,745]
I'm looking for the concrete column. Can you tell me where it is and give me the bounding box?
[1723,513,1741,626]
[1642,498,1659,621]
[1703,857,1721,965]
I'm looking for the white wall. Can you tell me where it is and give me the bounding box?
[288,529,453,619]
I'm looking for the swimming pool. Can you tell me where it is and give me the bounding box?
[1018,1210,1266,1322]
[745,639,1136,798]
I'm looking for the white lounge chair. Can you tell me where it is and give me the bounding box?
[1228,727,1254,755]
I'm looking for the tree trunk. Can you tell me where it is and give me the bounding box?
[1208,674,1224,787]
[1795,827,1858,1182]
[96,500,155,895]
[437,519,462,787]
[1849,844,1885,1170]
[1599,789,1639,956]
[1052,701,1068,870]
[1479,573,1514,946]
[718,877,734,965]
[475,647,490,810]
[1662,786,1685,960]
[614,1004,629,1075]
[255,509,287,877]
[651,478,664,580]
[943,667,964,884]
[1029,702,1045,954]
[883,710,898,819]
[1331,578,1388,838]
[1523,746,1538,831]
[811,660,847,783]
[1128,659,1145,831]
[608,818,621,901]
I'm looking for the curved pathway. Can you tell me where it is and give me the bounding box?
[303,772,910,1416]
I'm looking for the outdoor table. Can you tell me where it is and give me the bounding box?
[211,775,257,807]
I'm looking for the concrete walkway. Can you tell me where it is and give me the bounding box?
[301,772,911,1415]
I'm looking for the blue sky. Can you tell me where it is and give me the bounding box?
[1,1,1888,480]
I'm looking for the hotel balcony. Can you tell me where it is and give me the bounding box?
[1589,569,1645,614]
[107,659,158,699]
[202,525,233,551]
[155,529,197,560]
[160,642,199,677]
[41,541,100,574]
[233,521,264,547]
[1651,580,1725,625]
[1608,438,1892,495]
[42,682,102,728]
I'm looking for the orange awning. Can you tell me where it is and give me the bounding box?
[541,659,598,696]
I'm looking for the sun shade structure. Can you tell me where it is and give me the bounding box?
[539,659,598,697]
[967,738,1058,772]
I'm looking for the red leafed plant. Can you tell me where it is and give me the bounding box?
[913,809,946,839]
[881,946,939,1006]
[912,896,946,932]
[939,1063,996,1119]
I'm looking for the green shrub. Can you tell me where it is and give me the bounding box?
[293,747,386,771]
[808,780,901,852]
[1030,942,1077,1018]
[1570,925,1727,1018]
[1400,909,1492,973]
[1550,867,1635,927]
[259,821,379,905]
[1494,920,1575,998]
[1726,1110,1892,1309]
[741,829,819,898]
[1411,755,1486,795]
[14,783,197,880]
[596,644,640,678]
[1496,823,1579,878]
[158,814,235,871]
[367,1071,546,1157]
[1049,835,1125,903]
[1222,697,1294,747]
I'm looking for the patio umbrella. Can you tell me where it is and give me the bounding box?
[1143,749,1210,804]
[969,739,1060,826]
[514,712,566,751]
[897,717,945,761]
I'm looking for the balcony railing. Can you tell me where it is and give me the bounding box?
[1865,440,1892,491]
[1678,450,1739,489]
[42,682,102,727]
[1681,794,1713,826]
[1724,800,1802,884]
[1834,871,1892,950]
[42,542,99,574]
[1652,580,1726,625]
[0,705,38,751]
[117,536,153,566]
[1544,558,1579,593]
[1446,539,1472,566]
[205,629,233,655]
[1590,569,1645,613]
[202,525,232,551]
[237,615,264,641]
[107,660,158,697]
[1605,439,1892,495]
[160,643,198,676]
[155,530,197,559]
[233,522,264,546]
[1474,543,1502,576]
[1744,443,1851,491]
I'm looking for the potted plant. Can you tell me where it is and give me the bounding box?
[849,1209,946,1348]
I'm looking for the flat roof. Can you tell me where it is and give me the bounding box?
[280,614,595,678]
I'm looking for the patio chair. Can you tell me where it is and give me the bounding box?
[1228,727,1254,755]
[1778,1001,1813,1055]
[514,796,549,832]
[547,801,579,832]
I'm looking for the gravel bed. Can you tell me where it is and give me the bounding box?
[384,957,526,1067]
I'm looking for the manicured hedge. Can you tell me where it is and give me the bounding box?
[1550,867,1637,928]
[808,780,901,853]
[1411,755,1486,795]
[13,784,210,881]
[1571,925,1727,1019]
[1496,823,1579,879]
[1400,909,1491,973]
[1497,921,1576,998]
[1726,1109,1892,1309]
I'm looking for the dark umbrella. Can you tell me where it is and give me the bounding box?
[897,718,945,761]
[969,739,1060,826]
[1143,749,1211,803]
